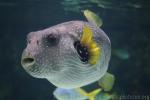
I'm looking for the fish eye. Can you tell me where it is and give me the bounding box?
[74,41,89,63]
[44,34,59,47]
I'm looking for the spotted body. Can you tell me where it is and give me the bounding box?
[21,20,111,89]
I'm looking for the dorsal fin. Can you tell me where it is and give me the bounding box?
[83,9,103,27]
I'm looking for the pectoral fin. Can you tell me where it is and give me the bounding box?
[98,72,115,92]
[80,25,101,65]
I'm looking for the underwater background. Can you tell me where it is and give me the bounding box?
[0,0,150,100]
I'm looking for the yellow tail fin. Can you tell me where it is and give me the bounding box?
[76,88,101,100]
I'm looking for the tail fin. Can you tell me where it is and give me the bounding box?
[76,88,101,100]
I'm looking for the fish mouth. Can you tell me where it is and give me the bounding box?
[21,56,56,78]
[21,56,35,68]
[21,57,43,78]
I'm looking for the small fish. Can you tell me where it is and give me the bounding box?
[21,10,114,100]
[113,49,130,60]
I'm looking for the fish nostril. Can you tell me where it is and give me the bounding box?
[22,57,35,66]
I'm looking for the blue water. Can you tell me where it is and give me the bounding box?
[0,0,150,100]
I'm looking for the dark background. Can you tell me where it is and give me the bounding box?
[0,0,150,100]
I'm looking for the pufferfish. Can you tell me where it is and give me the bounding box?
[21,10,115,100]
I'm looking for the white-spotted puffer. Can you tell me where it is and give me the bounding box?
[21,20,111,89]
